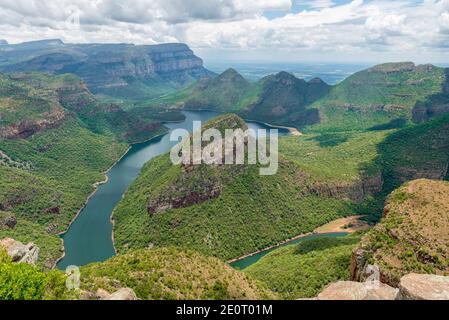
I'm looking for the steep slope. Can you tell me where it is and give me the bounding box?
[308,62,448,132]
[351,179,449,286]
[376,113,449,196]
[112,114,384,261]
[240,72,330,127]
[153,69,330,127]
[0,40,213,101]
[0,73,154,266]
[164,68,255,112]
[11,73,168,143]
[80,248,275,300]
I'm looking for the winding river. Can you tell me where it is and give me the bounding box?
[57,110,289,269]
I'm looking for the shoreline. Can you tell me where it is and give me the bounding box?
[181,108,303,136]
[227,215,368,265]
[54,110,303,269]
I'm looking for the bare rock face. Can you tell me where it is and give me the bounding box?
[0,238,39,265]
[317,281,398,300]
[96,288,138,301]
[317,282,368,300]
[398,274,449,300]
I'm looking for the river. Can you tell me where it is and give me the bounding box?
[57,110,289,269]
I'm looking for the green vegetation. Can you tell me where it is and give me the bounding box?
[112,115,376,261]
[0,72,175,266]
[245,234,362,299]
[81,247,275,300]
[355,179,449,285]
[279,130,388,182]
[0,212,62,268]
[0,249,70,300]
[151,63,448,133]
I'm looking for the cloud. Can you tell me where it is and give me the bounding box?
[0,0,448,62]
[296,0,335,9]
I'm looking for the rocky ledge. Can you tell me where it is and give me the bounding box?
[317,273,449,300]
[0,238,39,265]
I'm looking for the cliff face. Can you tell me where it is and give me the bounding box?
[351,179,449,287]
[0,41,213,100]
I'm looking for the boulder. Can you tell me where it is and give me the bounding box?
[96,288,138,300]
[0,238,39,265]
[398,274,449,300]
[318,281,398,300]
[364,281,399,300]
[318,282,368,300]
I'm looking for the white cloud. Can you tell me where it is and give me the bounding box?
[296,0,335,9]
[0,0,448,62]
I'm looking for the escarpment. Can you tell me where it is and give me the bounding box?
[350,179,449,287]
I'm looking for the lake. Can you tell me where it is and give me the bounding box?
[57,110,289,269]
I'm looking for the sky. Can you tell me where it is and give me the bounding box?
[0,0,448,64]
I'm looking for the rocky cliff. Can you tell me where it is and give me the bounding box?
[0,40,213,100]
[351,179,449,286]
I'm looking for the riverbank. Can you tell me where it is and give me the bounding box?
[228,216,369,265]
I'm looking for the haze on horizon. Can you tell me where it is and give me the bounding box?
[0,0,448,65]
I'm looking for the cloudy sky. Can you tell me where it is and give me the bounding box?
[1,0,448,63]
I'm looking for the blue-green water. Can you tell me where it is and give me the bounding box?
[230,232,349,270]
[57,110,289,269]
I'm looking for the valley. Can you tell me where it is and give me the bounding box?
[1,41,449,301]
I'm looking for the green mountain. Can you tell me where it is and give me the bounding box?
[153,62,448,132]
[352,179,449,286]
[0,72,172,267]
[0,244,274,300]
[112,114,384,262]
[0,40,213,102]
[307,62,448,132]
[80,247,275,300]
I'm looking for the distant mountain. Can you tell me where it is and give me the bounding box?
[0,40,214,101]
[240,72,330,126]
[0,40,8,45]
[154,62,449,132]
[310,62,449,132]
[155,69,330,127]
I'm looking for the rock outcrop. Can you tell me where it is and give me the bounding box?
[318,273,449,300]
[398,274,449,300]
[0,238,39,265]
[0,40,213,98]
[317,281,399,300]
[351,179,449,286]
[96,288,138,301]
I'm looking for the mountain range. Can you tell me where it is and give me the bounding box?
[0,40,213,101]
[1,41,449,300]
[154,62,449,132]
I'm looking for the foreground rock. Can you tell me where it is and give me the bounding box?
[317,273,449,300]
[96,288,138,301]
[398,274,449,300]
[0,238,39,265]
[317,281,398,300]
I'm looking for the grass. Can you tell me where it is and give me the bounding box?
[80,247,275,300]
[0,212,63,268]
[244,234,362,299]
[112,115,377,261]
